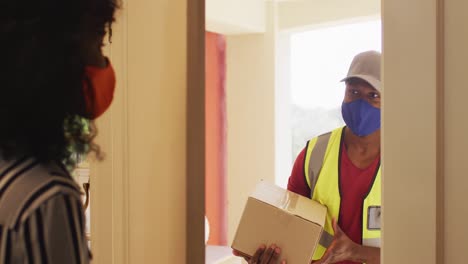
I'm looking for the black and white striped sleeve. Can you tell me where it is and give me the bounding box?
[8,193,90,264]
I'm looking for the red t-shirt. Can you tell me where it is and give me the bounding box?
[287,141,380,264]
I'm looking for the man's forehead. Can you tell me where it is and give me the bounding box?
[345,78,378,91]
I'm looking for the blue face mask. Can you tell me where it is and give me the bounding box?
[341,99,381,137]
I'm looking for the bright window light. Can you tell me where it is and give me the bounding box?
[289,19,382,159]
[291,20,382,109]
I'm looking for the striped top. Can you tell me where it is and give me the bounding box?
[0,157,90,264]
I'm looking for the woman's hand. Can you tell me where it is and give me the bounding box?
[233,244,286,264]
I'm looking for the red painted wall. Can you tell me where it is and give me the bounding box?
[205,32,227,245]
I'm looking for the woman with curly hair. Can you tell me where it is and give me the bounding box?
[0,0,118,262]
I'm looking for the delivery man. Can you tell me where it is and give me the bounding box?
[288,50,381,264]
[234,50,382,264]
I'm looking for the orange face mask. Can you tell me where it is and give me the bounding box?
[81,61,116,119]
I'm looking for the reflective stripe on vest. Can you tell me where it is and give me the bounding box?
[304,127,381,261]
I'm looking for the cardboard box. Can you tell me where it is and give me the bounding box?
[231,181,327,264]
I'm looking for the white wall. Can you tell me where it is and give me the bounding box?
[226,1,277,243]
[275,32,292,188]
[206,0,381,34]
[206,0,265,34]
[278,0,380,31]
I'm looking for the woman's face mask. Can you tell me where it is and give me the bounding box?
[341,99,381,137]
[81,62,116,119]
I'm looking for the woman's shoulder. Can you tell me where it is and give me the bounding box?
[0,157,82,229]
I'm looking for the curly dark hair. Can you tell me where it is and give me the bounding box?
[0,0,118,169]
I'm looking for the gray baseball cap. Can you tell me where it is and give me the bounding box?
[341,50,381,91]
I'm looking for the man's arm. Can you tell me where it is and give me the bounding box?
[316,244,380,264]
[287,147,311,197]
[352,245,380,264]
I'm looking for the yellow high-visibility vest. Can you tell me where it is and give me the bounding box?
[304,127,381,261]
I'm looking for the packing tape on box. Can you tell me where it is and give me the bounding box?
[278,191,298,212]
